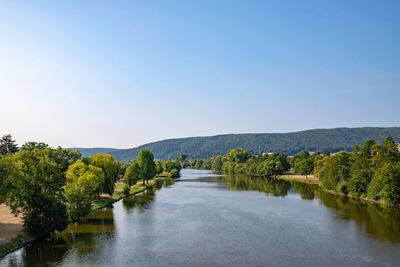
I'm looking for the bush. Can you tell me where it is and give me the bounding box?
[123,184,130,196]
[169,169,180,178]
[336,180,349,194]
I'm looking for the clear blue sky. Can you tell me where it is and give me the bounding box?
[1,0,399,148]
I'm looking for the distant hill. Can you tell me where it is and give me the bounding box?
[71,127,400,161]
[69,147,121,158]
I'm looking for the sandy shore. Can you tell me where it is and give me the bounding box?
[276,174,320,184]
[0,204,23,246]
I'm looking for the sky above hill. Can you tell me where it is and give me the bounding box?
[1,0,399,148]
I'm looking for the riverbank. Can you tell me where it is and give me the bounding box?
[276,174,321,185]
[92,178,163,212]
[276,174,397,207]
[0,178,165,259]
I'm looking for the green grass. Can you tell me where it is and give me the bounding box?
[115,183,125,191]
[0,233,35,259]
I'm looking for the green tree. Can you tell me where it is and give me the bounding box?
[348,140,375,196]
[319,152,352,191]
[137,149,156,185]
[296,158,314,177]
[155,161,164,175]
[368,162,400,204]
[176,154,188,168]
[382,137,400,163]
[163,160,182,173]
[293,151,314,177]
[123,161,140,188]
[20,142,48,151]
[211,155,223,171]
[0,155,16,203]
[64,161,105,221]
[6,147,68,237]
[226,149,252,163]
[54,147,82,172]
[90,154,120,195]
[0,134,18,155]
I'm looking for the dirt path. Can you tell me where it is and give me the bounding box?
[0,204,23,246]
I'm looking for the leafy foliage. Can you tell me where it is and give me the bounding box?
[90,154,120,195]
[293,151,315,177]
[186,149,290,178]
[64,161,105,221]
[137,149,156,184]
[316,138,400,204]
[123,160,140,187]
[0,134,18,155]
[4,147,69,237]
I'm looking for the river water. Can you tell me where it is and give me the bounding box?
[1,169,400,267]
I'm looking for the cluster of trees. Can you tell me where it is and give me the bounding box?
[185,137,400,205]
[0,138,86,236]
[122,149,157,195]
[316,137,400,204]
[185,149,290,178]
[122,151,182,194]
[0,135,164,237]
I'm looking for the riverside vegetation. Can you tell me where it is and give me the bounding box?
[0,135,181,256]
[185,137,400,205]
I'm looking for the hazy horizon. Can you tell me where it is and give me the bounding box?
[30,126,400,149]
[1,1,399,148]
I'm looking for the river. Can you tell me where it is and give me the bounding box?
[1,169,400,267]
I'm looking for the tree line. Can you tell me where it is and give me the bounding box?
[184,137,400,205]
[0,135,181,238]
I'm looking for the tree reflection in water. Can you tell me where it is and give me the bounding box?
[224,175,292,197]
[223,174,400,242]
[319,191,400,242]
[123,188,157,214]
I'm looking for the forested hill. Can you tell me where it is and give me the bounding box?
[73,127,400,161]
[69,148,121,158]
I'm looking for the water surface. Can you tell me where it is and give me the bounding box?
[1,169,400,267]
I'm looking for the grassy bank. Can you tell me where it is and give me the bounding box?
[276,174,398,207]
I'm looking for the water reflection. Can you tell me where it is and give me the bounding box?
[291,181,316,200]
[319,191,400,242]
[224,175,292,197]
[2,170,400,267]
[2,207,116,267]
[223,175,400,243]
[163,177,176,187]
[123,188,157,214]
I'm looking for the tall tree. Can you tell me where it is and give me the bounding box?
[64,161,104,221]
[90,154,120,195]
[348,140,375,196]
[319,152,352,191]
[0,155,16,203]
[155,161,164,175]
[123,160,141,188]
[6,147,68,237]
[137,149,156,184]
[0,134,18,155]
